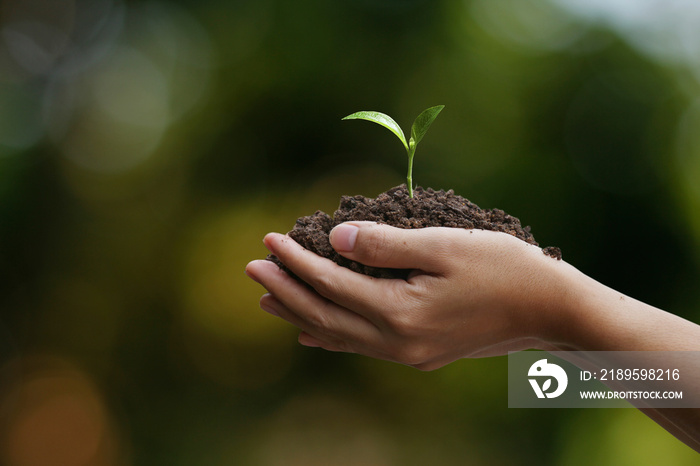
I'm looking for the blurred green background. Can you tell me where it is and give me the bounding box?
[1,0,700,464]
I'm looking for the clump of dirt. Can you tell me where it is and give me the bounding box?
[268,185,561,279]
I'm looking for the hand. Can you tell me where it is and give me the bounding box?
[247,221,700,451]
[245,222,573,370]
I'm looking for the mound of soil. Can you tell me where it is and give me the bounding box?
[268,185,561,279]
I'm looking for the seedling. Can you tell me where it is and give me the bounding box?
[342,105,444,198]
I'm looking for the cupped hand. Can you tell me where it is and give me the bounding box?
[245,222,572,370]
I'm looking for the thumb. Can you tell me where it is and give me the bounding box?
[329,222,447,270]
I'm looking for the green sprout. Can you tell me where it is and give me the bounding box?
[342,105,445,198]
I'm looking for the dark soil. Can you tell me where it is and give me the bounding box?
[268,185,561,279]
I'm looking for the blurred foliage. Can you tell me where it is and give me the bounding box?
[1,0,700,464]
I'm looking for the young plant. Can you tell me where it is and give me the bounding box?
[342,105,445,198]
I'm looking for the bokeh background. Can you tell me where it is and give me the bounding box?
[1,0,700,464]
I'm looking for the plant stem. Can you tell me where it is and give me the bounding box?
[407,139,416,198]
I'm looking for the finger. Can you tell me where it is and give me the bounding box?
[254,278,433,365]
[329,222,450,272]
[259,289,398,359]
[262,234,409,319]
[298,331,322,347]
[297,330,407,363]
[245,259,382,345]
[298,331,348,352]
[260,293,349,350]
[258,293,280,316]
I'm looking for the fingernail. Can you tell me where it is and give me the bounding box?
[260,302,279,316]
[298,332,321,347]
[260,294,280,316]
[245,260,279,284]
[245,265,261,284]
[330,223,359,252]
[262,233,277,253]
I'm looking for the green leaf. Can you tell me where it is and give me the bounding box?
[410,105,444,146]
[342,111,408,151]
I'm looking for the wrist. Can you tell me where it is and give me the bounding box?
[524,257,597,351]
[533,261,663,352]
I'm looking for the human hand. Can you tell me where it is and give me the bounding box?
[246,221,700,450]
[245,222,573,370]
